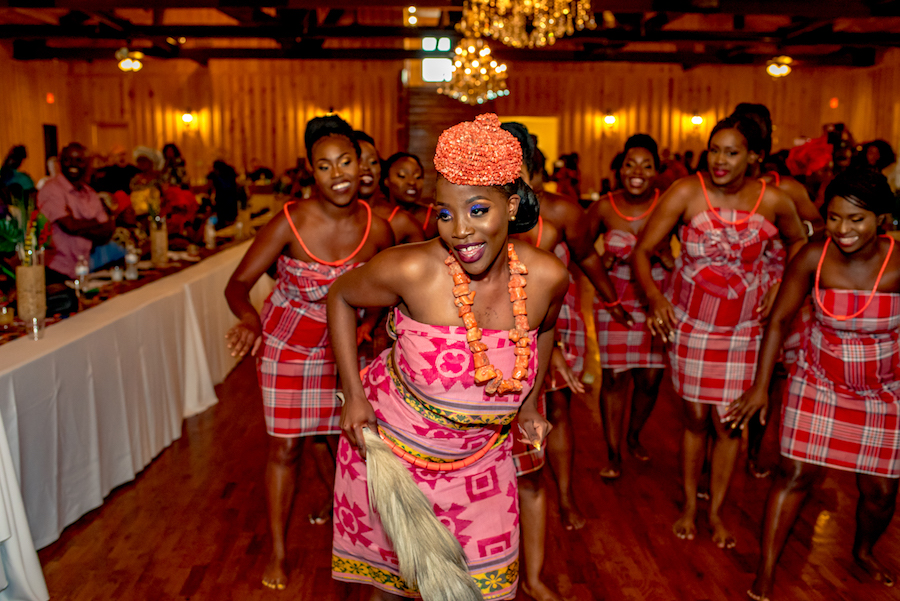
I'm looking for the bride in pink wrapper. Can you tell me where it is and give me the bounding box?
[327,114,569,600]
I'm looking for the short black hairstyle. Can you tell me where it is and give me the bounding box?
[862,139,896,171]
[304,115,360,161]
[709,115,765,156]
[497,177,540,235]
[380,152,424,196]
[823,168,894,217]
[622,133,660,171]
[162,143,182,159]
[2,145,26,171]
[531,144,547,181]
[732,103,773,157]
[352,130,376,148]
[500,122,536,179]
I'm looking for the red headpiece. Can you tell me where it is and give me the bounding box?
[786,135,833,177]
[434,113,522,186]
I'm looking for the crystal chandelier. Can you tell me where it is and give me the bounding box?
[457,0,597,49]
[437,38,509,105]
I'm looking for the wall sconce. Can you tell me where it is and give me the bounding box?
[115,47,143,72]
[181,110,195,125]
[405,6,418,26]
[691,113,703,127]
[766,56,792,78]
[603,112,617,126]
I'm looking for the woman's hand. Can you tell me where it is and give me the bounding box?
[608,304,635,329]
[226,319,261,358]
[517,404,553,450]
[757,281,781,322]
[340,394,378,458]
[548,346,585,393]
[723,383,768,431]
[646,292,676,341]
[658,245,676,271]
[356,321,375,346]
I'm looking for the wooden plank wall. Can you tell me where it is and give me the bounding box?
[0,46,403,183]
[2,45,900,193]
[499,52,900,193]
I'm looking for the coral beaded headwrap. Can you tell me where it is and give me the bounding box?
[434,113,522,186]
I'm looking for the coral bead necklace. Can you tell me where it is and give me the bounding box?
[444,243,531,396]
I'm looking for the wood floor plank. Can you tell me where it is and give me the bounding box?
[38,321,900,600]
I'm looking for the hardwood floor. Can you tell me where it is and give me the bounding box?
[39,331,900,601]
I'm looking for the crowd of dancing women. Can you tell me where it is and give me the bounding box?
[224,101,900,601]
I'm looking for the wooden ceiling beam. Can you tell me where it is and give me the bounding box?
[0,0,892,18]
[3,23,898,48]
[11,38,877,68]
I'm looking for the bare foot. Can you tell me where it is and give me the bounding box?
[262,554,287,590]
[747,573,774,601]
[308,500,332,525]
[626,440,651,462]
[672,506,697,541]
[709,515,736,549]
[854,551,895,587]
[560,504,586,531]
[522,579,563,601]
[600,459,621,480]
[747,459,771,479]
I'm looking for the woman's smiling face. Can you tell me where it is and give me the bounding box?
[435,177,519,275]
[707,127,756,188]
[357,140,381,199]
[620,147,657,197]
[387,157,424,204]
[312,134,360,206]
[825,194,883,254]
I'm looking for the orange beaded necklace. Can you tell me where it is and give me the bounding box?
[445,242,531,396]
[608,189,660,222]
[815,235,895,321]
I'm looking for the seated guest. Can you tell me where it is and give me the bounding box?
[161,143,189,189]
[92,145,140,194]
[246,158,274,183]
[0,145,35,196]
[208,160,242,227]
[36,157,59,191]
[37,143,115,283]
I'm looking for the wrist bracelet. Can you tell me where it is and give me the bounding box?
[602,298,622,309]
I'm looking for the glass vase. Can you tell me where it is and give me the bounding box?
[150,215,168,267]
[16,249,46,337]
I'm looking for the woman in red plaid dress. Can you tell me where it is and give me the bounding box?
[729,170,900,600]
[633,116,807,550]
[585,134,672,479]
[730,103,826,479]
[521,133,631,534]
[225,115,395,590]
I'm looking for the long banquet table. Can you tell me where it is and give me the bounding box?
[0,239,272,595]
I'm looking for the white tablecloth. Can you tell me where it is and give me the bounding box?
[0,240,272,598]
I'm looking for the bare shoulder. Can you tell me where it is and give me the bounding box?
[393,209,425,237]
[369,213,396,249]
[779,176,809,198]
[541,191,584,222]
[255,202,293,240]
[513,240,568,292]
[763,183,796,215]
[667,174,701,198]
[368,238,444,279]
[794,240,826,271]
